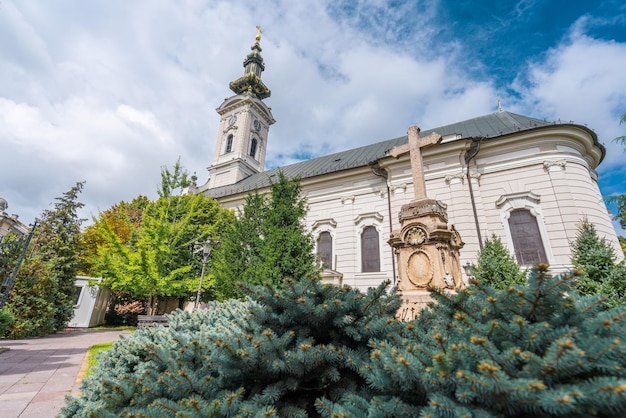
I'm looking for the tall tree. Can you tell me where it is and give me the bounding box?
[5,182,86,336]
[470,233,527,289]
[80,195,150,276]
[571,219,626,307]
[212,172,317,300]
[92,163,233,314]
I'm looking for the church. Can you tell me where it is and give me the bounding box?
[193,30,622,296]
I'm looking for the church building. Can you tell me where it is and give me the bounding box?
[195,30,622,294]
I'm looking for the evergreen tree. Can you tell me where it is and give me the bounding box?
[471,234,526,289]
[4,258,57,338]
[320,265,626,417]
[5,182,85,336]
[571,219,626,307]
[60,276,401,417]
[212,171,317,300]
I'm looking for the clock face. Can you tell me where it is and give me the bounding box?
[253,119,261,131]
[228,116,237,126]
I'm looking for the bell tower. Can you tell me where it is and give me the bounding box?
[207,26,275,189]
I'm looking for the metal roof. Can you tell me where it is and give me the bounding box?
[203,111,590,198]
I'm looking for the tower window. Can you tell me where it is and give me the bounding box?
[361,226,380,272]
[508,209,547,265]
[317,231,333,269]
[225,135,233,153]
[250,138,258,158]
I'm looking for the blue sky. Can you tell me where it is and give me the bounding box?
[1,0,625,236]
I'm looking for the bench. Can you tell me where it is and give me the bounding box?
[137,314,169,327]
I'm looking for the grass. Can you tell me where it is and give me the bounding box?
[85,342,113,376]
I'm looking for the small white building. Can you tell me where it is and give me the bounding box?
[69,277,110,328]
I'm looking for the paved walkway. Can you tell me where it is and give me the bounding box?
[0,329,131,417]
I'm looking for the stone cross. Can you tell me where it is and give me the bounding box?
[388,125,442,199]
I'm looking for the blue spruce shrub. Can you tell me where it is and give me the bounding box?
[319,265,626,417]
[60,277,401,417]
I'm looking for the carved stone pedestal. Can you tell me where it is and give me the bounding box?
[389,198,464,319]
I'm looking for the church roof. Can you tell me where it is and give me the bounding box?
[203,111,599,198]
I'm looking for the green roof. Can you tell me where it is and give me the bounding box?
[203,111,597,198]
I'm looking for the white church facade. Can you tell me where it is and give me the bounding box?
[195,31,622,293]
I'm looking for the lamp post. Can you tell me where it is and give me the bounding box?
[194,238,216,310]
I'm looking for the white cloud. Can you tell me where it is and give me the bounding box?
[0,0,624,239]
[513,17,626,170]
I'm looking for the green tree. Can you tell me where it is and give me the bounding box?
[80,196,150,276]
[92,163,233,313]
[321,265,626,417]
[60,276,401,417]
[571,219,626,307]
[470,233,526,289]
[61,266,626,417]
[212,171,317,300]
[5,182,86,336]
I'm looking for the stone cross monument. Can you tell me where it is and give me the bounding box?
[388,125,465,319]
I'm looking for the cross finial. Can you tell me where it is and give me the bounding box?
[255,25,262,42]
[388,125,442,199]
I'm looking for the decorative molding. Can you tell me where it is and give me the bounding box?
[444,172,465,185]
[469,171,482,185]
[354,212,384,225]
[391,182,408,194]
[543,159,567,172]
[341,195,355,204]
[495,191,541,208]
[312,218,337,230]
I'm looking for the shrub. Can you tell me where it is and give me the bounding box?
[60,277,401,417]
[0,308,14,336]
[321,265,626,417]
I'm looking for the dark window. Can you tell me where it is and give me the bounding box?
[508,209,547,265]
[74,285,84,306]
[361,226,380,272]
[317,231,332,269]
[225,135,233,153]
[250,138,258,158]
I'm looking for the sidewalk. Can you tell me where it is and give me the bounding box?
[0,329,131,417]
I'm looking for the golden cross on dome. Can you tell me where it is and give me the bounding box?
[255,25,262,42]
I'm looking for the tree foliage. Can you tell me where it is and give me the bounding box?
[322,265,626,417]
[212,171,317,300]
[61,265,626,417]
[4,182,86,337]
[471,234,526,289]
[571,219,626,307]
[60,276,401,417]
[90,163,233,314]
[80,196,150,276]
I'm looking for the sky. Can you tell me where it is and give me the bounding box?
[1,0,625,235]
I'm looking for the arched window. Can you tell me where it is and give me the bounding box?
[317,231,333,269]
[508,209,547,265]
[225,135,233,153]
[361,226,380,272]
[250,138,258,158]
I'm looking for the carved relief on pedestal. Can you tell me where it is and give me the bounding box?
[406,249,433,287]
